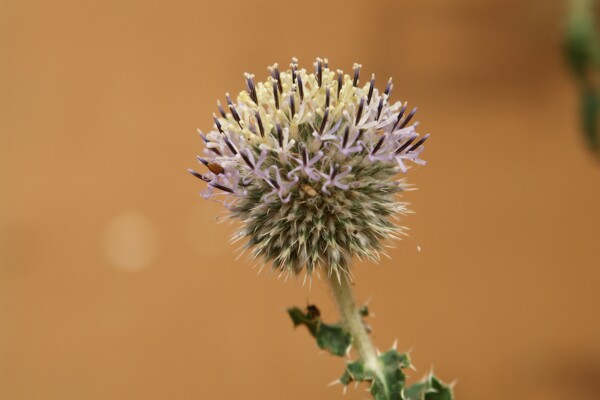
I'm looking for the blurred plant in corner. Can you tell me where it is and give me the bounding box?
[566,0,600,156]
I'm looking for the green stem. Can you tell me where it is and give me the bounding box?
[327,273,382,377]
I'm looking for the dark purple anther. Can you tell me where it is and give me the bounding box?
[331,165,339,179]
[273,81,279,109]
[353,64,361,87]
[188,169,206,181]
[342,126,350,148]
[372,134,386,155]
[271,65,283,93]
[316,58,323,87]
[228,104,242,127]
[355,97,365,125]
[291,58,298,84]
[399,107,417,129]
[391,104,407,131]
[407,134,429,152]
[199,130,222,156]
[223,134,238,155]
[367,74,375,105]
[269,178,280,190]
[217,100,226,118]
[371,133,386,155]
[276,122,283,147]
[395,135,417,155]
[376,98,384,121]
[190,169,231,192]
[325,87,330,108]
[246,74,258,104]
[240,150,255,169]
[209,181,234,193]
[213,113,224,134]
[289,91,295,117]
[337,70,343,97]
[356,128,365,143]
[225,94,241,126]
[255,111,265,137]
[297,73,304,101]
[319,108,329,134]
[384,78,393,97]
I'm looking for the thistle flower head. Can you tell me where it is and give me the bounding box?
[190,58,429,279]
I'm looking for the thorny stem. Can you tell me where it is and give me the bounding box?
[327,273,384,383]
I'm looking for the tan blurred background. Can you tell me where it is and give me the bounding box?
[2,0,600,399]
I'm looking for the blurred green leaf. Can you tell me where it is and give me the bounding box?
[582,86,600,150]
[565,0,600,155]
[565,0,598,77]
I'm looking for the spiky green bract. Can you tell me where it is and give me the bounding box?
[288,305,454,400]
[190,57,428,278]
[232,148,406,276]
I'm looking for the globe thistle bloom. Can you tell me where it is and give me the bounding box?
[190,58,429,279]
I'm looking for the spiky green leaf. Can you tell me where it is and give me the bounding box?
[288,305,454,400]
[405,375,453,400]
[287,306,352,357]
[339,349,411,400]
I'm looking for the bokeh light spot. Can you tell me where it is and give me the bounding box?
[104,212,159,271]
